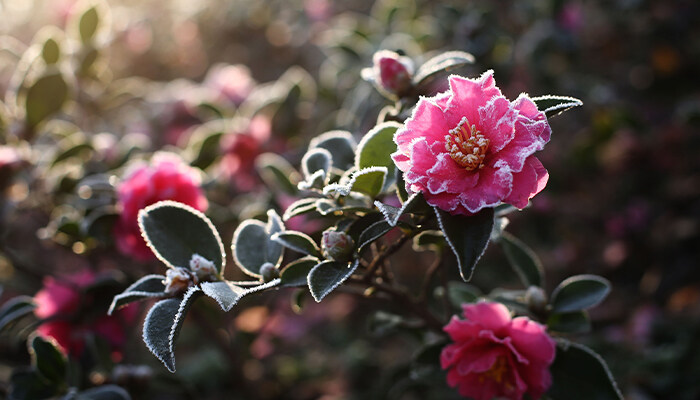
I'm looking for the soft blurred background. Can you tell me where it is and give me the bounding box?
[0,0,698,399]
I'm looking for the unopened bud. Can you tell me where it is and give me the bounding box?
[525,286,548,314]
[189,254,218,282]
[164,267,196,294]
[321,229,354,262]
[260,262,280,282]
[373,50,414,97]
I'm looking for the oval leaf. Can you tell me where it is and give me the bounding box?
[308,260,359,302]
[548,340,623,400]
[323,166,387,198]
[25,71,69,128]
[139,201,225,274]
[531,95,583,118]
[356,122,400,189]
[500,232,544,288]
[232,211,284,278]
[435,207,495,281]
[79,6,100,43]
[143,287,201,372]
[272,231,321,257]
[30,335,66,384]
[547,311,591,334]
[200,281,246,312]
[108,274,167,315]
[357,220,393,253]
[309,130,356,172]
[76,385,132,400]
[282,198,319,221]
[414,51,475,85]
[280,256,319,287]
[301,147,332,182]
[551,275,611,313]
[0,296,36,333]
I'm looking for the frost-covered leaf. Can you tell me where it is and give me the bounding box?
[548,340,623,400]
[139,201,225,273]
[30,335,66,384]
[282,197,319,220]
[0,296,36,333]
[143,287,201,372]
[413,51,475,85]
[108,274,167,314]
[308,260,359,302]
[309,130,356,173]
[435,207,495,281]
[412,230,445,253]
[300,147,332,188]
[356,220,394,253]
[532,95,583,118]
[551,275,611,313]
[200,281,247,312]
[272,231,321,258]
[356,122,400,190]
[374,191,427,226]
[323,167,387,198]
[280,256,319,287]
[232,211,285,277]
[25,70,69,128]
[500,232,544,288]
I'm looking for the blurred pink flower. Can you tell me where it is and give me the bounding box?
[114,153,208,261]
[219,116,272,191]
[372,50,414,97]
[204,64,256,106]
[441,302,556,400]
[392,71,551,215]
[34,270,138,358]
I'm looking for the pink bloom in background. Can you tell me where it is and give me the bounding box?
[34,270,138,358]
[392,70,551,215]
[204,63,256,106]
[114,153,208,261]
[219,115,272,191]
[370,50,414,97]
[441,302,556,400]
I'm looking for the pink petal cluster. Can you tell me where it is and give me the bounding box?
[219,115,272,191]
[441,302,556,400]
[392,71,551,215]
[114,153,208,261]
[372,50,414,97]
[34,270,138,358]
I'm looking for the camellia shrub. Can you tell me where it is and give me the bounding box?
[0,1,627,400]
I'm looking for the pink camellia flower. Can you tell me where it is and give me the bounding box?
[34,270,138,358]
[204,63,256,106]
[441,302,556,400]
[391,70,551,215]
[114,153,208,261]
[219,115,272,191]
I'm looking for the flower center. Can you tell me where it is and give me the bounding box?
[482,356,509,384]
[444,116,489,171]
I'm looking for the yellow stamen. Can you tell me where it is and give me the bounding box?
[444,116,489,171]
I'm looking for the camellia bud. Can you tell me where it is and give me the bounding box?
[163,267,196,294]
[372,50,414,97]
[260,262,280,283]
[321,229,354,262]
[525,285,548,314]
[189,253,217,282]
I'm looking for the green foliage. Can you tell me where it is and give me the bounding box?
[232,210,285,277]
[551,275,611,313]
[24,70,69,128]
[108,274,167,315]
[308,130,356,173]
[30,335,67,385]
[532,95,583,118]
[548,340,623,400]
[0,296,36,333]
[139,201,225,274]
[323,166,387,198]
[356,122,400,189]
[499,231,544,287]
[272,231,322,258]
[200,281,248,312]
[547,311,591,334]
[308,260,359,302]
[79,6,100,43]
[280,257,319,287]
[435,207,495,281]
[413,50,475,87]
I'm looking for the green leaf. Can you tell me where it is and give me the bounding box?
[356,220,394,253]
[9,369,58,400]
[551,275,611,313]
[256,152,300,195]
[500,232,544,288]
[189,129,223,170]
[547,311,591,334]
[356,122,400,190]
[0,296,36,333]
[412,230,445,253]
[282,198,319,221]
[548,340,623,400]
[435,207,495,281]
[231,211,285,277]
[374,191,428,226]
[531,95,583,118]
[309,130,356,173]
[346,212,383,243]
[308,260,359,302]
[79,6,100,43]
[30,335,66,384]
[200,281,247,312]
[272,231,321,258]
[108,274,167,315]
[301,147,332,181]
[76,385,131,400]
[323,167,387,198]
[414,51,475,86]
[280,256,319,287]
[143,287,202,372]
[446,281,482,306]
[25,71,69,128]
[139,201,225,274]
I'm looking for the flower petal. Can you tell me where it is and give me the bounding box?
[462,302,512,333]
[504,156,549,209]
